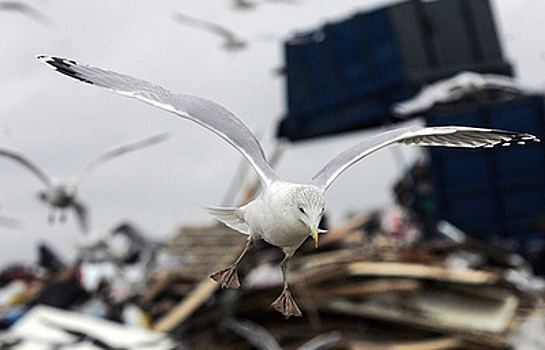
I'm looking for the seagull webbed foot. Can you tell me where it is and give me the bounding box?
[271,288,302,318]
[210,264,240,289]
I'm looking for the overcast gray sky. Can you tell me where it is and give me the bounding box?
[0,0,544,266]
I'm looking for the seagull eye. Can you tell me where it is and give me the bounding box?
[298,206,306,214]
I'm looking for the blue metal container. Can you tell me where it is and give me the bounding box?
[426,95,545,247]
[278,0,512,142]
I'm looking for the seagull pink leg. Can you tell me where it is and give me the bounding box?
[210,239,253,289]
[271,254,302,318]
[47,208,56,225]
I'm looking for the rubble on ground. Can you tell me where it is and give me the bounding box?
[0,212,544,349]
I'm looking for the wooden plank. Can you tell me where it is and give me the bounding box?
[152,278,219,332]
[326,299,510,348]
[312,279,421,298]
[347,262,498,284]
[349,337,464,350]
[318,211,373,246]
[294,248,374,272]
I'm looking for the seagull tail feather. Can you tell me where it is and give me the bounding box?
[203,206,249,235]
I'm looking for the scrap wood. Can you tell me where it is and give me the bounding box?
[293,248,375,272]
[139,271,200,311]
[140,271,188,305]
[293,246,440,275]
[347,262,499,284]
[168,224,246,279]
[347,336,465,350]
[318,211,374,247]
[325,299,511,348]
[310,279,421,298]
[152,278,219,332]
[419,238,515,268]
[292,263,351,285]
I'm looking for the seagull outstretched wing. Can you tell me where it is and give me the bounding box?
[75,132,169,183]
[311,126,539,191]
[0,147,53,186]
[39,55,277,186]
[72,200,88,233]
[173,12,237,41]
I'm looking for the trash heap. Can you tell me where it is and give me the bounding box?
[1,162,545,349]
[140,208,545,350]
[0,206,544,349]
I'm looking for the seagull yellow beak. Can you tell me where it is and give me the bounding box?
[311,226,319,248]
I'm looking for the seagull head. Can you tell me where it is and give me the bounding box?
[290,185,325,248]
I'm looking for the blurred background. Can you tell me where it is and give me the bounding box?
[1,1,545,348]
[0,0,544,265]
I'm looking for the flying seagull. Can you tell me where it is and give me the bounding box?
[231,0,256,10]
[230,0,300,11]
[0,133,168,233]
[38,55,539,317]
[392,71,542,117]
[172,12,246,51]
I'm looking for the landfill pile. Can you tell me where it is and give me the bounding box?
[0,206,544,349]
[142,208,545,350]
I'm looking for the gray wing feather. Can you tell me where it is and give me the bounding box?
[38,55,277,186]
[312,126,539,191]
[75,132,169,183]
[0,147,52,186]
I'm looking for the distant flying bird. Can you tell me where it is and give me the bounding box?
[0,205,24,230]
[0,214,23,230]
[231,0,255,10]
[0,133,168,233]
[392,71,542,117]
[39,55,539,317]
[229,0,300,11]
[172,12,246,51]
[0,1,52,25]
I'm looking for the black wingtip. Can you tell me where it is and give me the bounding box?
[512,132,540,145]
[37,55,95,85]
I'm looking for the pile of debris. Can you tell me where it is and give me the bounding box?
[0,208,544,349]
[0,222,185,349]
[140,209,545,350]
